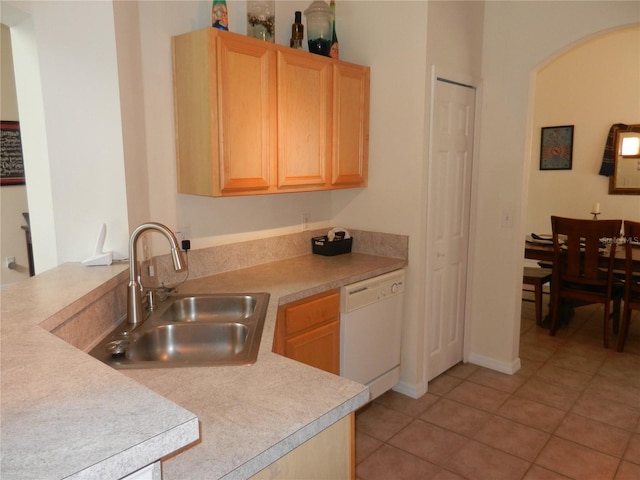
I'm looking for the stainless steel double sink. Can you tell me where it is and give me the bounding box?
[89,293,270,369]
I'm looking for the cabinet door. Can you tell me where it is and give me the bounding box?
[217,34,277,194]
[285,320,340,375]
[332,63,370,187]
[276,50,332,190]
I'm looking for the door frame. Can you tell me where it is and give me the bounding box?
[423,65,482,387]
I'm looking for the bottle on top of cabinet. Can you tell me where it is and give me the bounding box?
[211,0,229,30]
[290,11,304,49]
[329,0,339,59]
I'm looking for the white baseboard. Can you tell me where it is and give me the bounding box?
[467,352,521,375]
[392,380,426,399]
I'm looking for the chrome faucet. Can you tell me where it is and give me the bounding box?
[127,222,186,325]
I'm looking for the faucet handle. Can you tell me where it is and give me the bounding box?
[146,290,156,311]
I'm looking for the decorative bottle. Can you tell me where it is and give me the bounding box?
[211,0,229,30]
[290,11,304,49]
[247,1,275,42]
[330,0,339,59]
[304,1,332,56]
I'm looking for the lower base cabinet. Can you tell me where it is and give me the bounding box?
[272,289,340,374]
[250,413,355,480]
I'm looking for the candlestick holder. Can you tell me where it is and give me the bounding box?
[591,212,601,221]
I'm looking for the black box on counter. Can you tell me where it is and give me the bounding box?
[311,236,353,256]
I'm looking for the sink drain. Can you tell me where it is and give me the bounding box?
[106,340,129,358]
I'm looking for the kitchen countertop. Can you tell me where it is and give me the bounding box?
[0,263,200,479]
[0,252,406,479]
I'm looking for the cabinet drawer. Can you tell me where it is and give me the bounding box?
[284,291,339,336]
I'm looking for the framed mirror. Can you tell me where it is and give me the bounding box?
[609,124,640,195]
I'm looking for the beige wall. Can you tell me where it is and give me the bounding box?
[468,2,638,373]
[527,26,640,235]
[0,24,30,286]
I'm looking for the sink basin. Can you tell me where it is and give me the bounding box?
[161,295,257,322]
[89,292,269,369]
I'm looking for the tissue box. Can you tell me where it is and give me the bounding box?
[311,236,353,256]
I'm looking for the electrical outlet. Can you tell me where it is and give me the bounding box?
[301,213,309,231]
[175,227,191,242]
[5,256,15,268]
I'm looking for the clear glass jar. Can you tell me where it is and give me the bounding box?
[304,1,332,56]
[247,1,275,42]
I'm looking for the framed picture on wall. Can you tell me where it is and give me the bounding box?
[540,125,574,170]
[1,121,25,185]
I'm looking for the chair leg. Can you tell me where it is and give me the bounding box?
[617,305,631,352]
[549,293,559,336]
[612,296,621,334]
[603,301,611,349]
[534,283,543,326]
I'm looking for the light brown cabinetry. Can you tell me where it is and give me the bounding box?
[172,28,369,197]
[250,413,355,480]
[273,289,340,375]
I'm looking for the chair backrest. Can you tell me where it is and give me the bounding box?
[550,216,622,291]
[624,220,640,304]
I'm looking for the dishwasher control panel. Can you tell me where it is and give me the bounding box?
[341,269,405,313]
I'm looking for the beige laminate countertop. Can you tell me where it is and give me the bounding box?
[0,253,406,479]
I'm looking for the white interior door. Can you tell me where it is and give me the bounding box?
[426,77,476,382]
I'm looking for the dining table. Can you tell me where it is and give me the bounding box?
[524,237,640,270]
[524,236,640,328]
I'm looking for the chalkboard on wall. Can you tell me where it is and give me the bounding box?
[1,121,25,186]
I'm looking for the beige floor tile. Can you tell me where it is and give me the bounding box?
[355,402,412,442]
[623,433,640,464]
[374,389,439,418]
[532,363,593,391]
[356,444,441,480]
[428,373,463,396]
[468,367,528,393]
[443,439,530,480]
[519,341,558,363]
[598,355,640,389]
[514,378,581,411]
[444,380,510,413]
[522,465,572,479]
[517,357,545,378]
[446,362,480,380]
[420,398,492,437]
[554,413,631,457]
[570,392,640,431]
[388,419,469,465]
[355,430,383,464]
[615,460,640,480]
[497,396,566,433]
[561,338,611,361]
[474,416,549,461]
[547,350,604,375]
[586,375,640,409]
[535,436,619,480]
[431,469,466,480]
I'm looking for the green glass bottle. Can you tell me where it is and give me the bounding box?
[330,0,339,59]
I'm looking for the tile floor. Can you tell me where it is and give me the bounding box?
[355,300,640,480]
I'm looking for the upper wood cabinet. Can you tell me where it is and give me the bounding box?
[172,28,369,197]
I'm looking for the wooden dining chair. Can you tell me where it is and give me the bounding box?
[549,216,623,348]
[617,220,640,352]
[523,266,552,326]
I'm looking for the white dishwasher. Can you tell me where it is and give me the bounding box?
[340,269,405,401]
